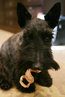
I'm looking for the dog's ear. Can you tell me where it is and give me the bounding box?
[17,2,32,28]
[45,2,61,28]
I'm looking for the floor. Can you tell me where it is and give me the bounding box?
[0,29,65,97]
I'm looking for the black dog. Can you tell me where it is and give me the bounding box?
[0,2,61,93]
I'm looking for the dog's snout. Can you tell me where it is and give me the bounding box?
[32,63,42,70]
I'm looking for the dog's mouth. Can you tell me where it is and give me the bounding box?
[23,61,42,71]
[19,68,41,88]
[31,67,42,72]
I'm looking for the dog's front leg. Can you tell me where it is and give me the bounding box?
[36,70,52,87]
[13,67,35,93]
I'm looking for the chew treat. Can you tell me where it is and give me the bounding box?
[20,75,31,88]
[19,68,41,88]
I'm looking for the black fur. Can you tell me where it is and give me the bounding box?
[0,2,61,93]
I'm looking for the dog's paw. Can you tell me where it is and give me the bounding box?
[0,76,12,90]
[16,82,35,93]
[0,80,12,90]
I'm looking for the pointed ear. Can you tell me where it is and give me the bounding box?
[17,2,32,28]
[45,2,61,28]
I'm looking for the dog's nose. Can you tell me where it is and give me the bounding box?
[32,63,42,70]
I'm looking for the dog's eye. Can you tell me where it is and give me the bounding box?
[23,33,33,46]
[28,34,33,40]
[45,37,51,43]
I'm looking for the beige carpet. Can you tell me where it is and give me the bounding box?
[0,29,65,97]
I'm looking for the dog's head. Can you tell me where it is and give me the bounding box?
[17,3,61,71]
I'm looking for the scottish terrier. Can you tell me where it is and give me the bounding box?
[0,2,61,93]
